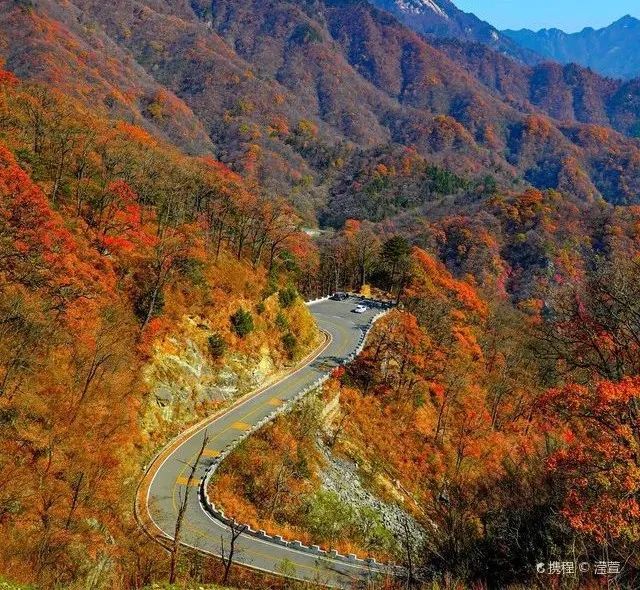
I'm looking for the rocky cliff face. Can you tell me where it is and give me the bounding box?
[143,318,273,423]
[317,439,427,553]
[141,298,320,436]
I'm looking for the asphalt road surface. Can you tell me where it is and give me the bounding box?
[145,296,392,588]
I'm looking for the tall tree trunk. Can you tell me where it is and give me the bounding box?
[169,431,209,584]
[221,520,247,585]
[141,274,163,332]
[51,149,67,206]
[65,472,84,529]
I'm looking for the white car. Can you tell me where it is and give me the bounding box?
[353,304,368,314]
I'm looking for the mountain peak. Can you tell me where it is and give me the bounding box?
[611,14,640,27]
[367,0,539,65]
[395,0,449,19]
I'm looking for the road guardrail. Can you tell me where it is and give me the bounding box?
[199,300,396,573]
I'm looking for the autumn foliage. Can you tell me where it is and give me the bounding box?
[220,239,640,587]
[544,378,640,543]
[0,70,318,588]
[3,5,640,583]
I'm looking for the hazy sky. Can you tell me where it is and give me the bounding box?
[454,0,640,32]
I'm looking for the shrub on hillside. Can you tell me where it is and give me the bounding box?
[207,332,226,359]
[275,311,289,332]
[282,332,297,358]
[230,308,254,338]
[278,286,298,308]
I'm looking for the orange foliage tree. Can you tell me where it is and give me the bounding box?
[543,378,640,544]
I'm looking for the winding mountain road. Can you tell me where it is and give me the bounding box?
[139,297,391,588]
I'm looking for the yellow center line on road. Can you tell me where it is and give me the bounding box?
[171,371,314,502]
[176,476,200,487]
[165,316,368,578]
[172,317,358,503]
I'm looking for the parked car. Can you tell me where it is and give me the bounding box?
[353,304,368,314]
[331,292,349,301]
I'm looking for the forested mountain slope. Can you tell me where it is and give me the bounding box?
[0,68,320,588]
[435,38,640,138]
[4,0,640,216]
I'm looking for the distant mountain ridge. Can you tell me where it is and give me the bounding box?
[504,15,640,80]
[367,0,540,64]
